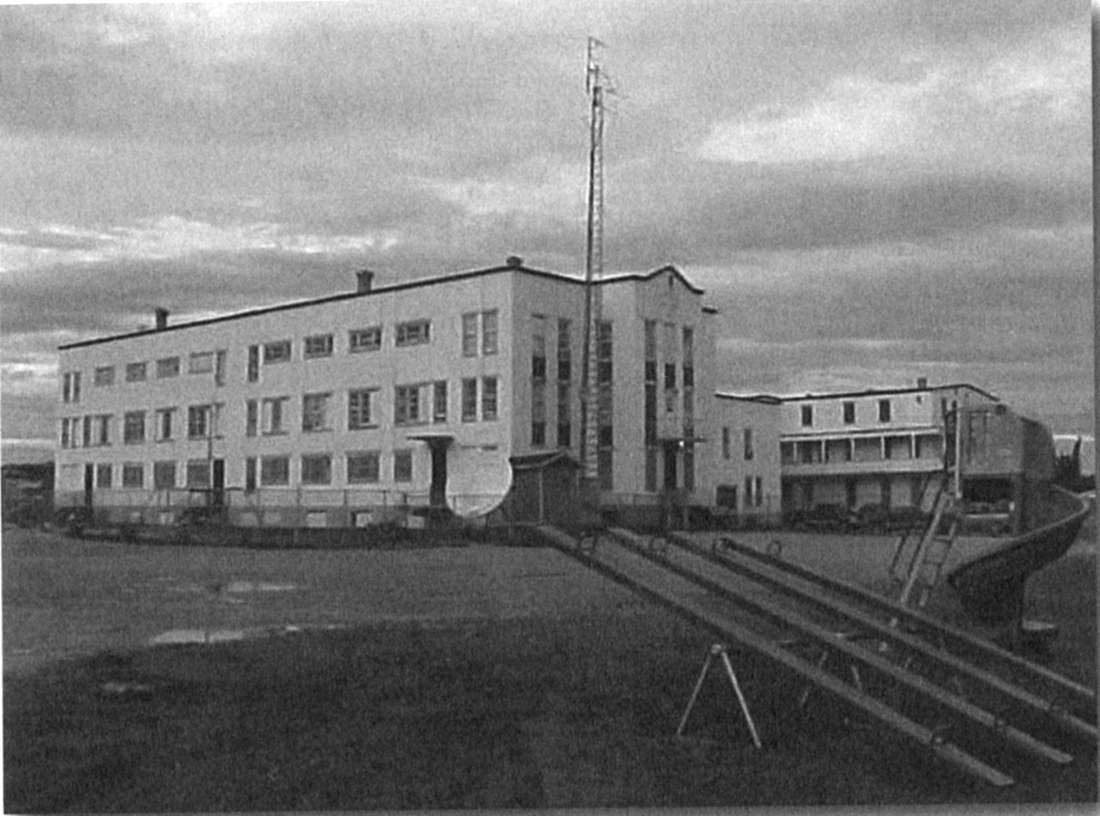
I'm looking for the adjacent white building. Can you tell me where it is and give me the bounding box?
[56,259,750,528]
[712,394,782,525]
[778,381,1001,514]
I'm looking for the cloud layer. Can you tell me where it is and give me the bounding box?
[0,1,1091,458]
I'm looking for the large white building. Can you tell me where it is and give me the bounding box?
[56,259,774,529]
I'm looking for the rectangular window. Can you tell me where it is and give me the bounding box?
[263,341,291,364]
[664,363,676,391]
[156,408,175,441]
[801,405,813,427]
[433,381,448,423]
[96,463,112,489]
[122,463,144,488]
[245,458,257,492]
[153,460,176,490]
[755,476,764,507]
[302,392,332,432]
[393,449,413,482]
[214,350,226,386]
[557,383,571,448]
[722,426,731,460]
[531,382,546,447]
[395,320,430,347]
[879,399,891,422]
[462,313,479,357]
[156,357,180,378]
[557,319,571,382]
[262,397,289,435]
[62,371,81,403]
[349,327,382,353]
[347,451,381,484]
[716,485,737,509]
[186,460,210,489]
[532,316,547,382]
[684,444,695,492]
[596,321,613,384]
[245,400,257,437]
[395,385,423,426]
[188,405,211,439]
[247,345,260,382]
[481,310,498,355]
[123,411,146,445]
[260,456,289,486]
[83,416,92,448]
[682,327,695,389]
[645,447,658,493]
[304,334,334,359]
[481,376,498,421]
[94,366,115,387]
[743,428,754,461]
[597,449,613,491]
[125,362,146,383]
[597,386,612,449]
[462,378,478,422]
[644,320,657,363]
[92,414,111,446]
[301,454,332,486]
[188,352,214,374]
[348,389,377,430]
[59,418,71,448]
[744,476,754,508]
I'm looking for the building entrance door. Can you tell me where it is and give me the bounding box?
[662,441,678,491]
[429,442,448,508]
[212,459,225,510]
[84,463,95,509]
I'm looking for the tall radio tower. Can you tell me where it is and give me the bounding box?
[580,36,606,486]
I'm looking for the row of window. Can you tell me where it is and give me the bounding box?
[715,477,766,510]
[721,426,754,461]
[62,313,502,404]
[80,450,417,492]
[59,378,502,448]
[800,399,892,428]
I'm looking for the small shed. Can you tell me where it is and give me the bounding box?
[507,451,582,525]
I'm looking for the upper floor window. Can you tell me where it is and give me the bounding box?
[304,334,334,359]
[843,401,856,424]
[188,404,213,439]
[462,378,478,423]
[302,392,332,432]
[464,310,499,356]
[557,319,572,382]
[481,376,499,421]
[395,320,430,347]
[263,340,291,364]
[596,321,613,384]
[743,428,754,461]
[878,399,891,422]
[188,352,214,374]
[156,357,180,379]
[126,362,147,383]
[349,327,382,353]
[94,366,115,387]
[801,405,813,427]
[682,327,694,389]
[247,345,260,382]
[722,426,731,460]
[156,408,176,441]
[348,388,378,430]
[123,410,146,444]
[394,384,425,425]
[433,381,448,423]
[262,396,289,435]
[62,371,81,403]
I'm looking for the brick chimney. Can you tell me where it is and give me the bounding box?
[356,270,375,294]
[155,308,169,331]
[916,377,928,389]
[505,255,523,268]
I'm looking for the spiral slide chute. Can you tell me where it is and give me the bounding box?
[948,487,1090,626]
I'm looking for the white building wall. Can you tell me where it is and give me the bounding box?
[712,396,781,519]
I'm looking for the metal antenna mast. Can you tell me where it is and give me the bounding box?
[580,36,606,486]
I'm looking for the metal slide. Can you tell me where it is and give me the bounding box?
[537,523,1096,788]
[947,486,1091,626]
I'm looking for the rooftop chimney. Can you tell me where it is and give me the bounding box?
[155,308,169,331]
[356,270,375,294]
[917,377,928,389]
[505,255,523,268]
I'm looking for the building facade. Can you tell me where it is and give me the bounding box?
[712,394,782,525]
[778,382,1001,515]
[55,260,726,528]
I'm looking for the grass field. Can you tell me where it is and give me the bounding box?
[3,526,1096,810]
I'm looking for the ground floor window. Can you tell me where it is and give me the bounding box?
[186,460,210,489]
[96,463,112,489]
[347,451,381,484]
[261,456,290,486]
[301,454,332,485]
[122,463,144,488]
[393,449,413,483]
[153,461,176,490]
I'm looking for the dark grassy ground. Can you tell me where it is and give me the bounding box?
[4,527,1097,811]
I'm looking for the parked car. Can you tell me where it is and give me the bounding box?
[798,503,856,533]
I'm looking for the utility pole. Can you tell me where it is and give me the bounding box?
[580,36,606,488]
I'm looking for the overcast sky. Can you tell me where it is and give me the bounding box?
[1,1,1092,465]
